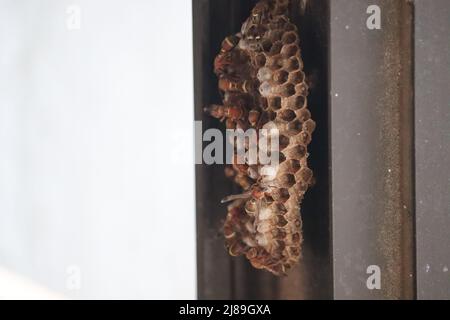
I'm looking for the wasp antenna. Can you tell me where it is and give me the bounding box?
[221,192,251,203]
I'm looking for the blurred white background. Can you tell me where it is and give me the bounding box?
[0,0,195,299]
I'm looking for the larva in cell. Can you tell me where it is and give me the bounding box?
[205,0,315,276]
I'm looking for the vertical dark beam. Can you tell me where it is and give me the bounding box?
[330,0,415,299]
[193,0,233,299]
[415,0,450,300]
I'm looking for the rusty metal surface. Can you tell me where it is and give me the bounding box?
[414,0,450,300]
[330,0,415,299]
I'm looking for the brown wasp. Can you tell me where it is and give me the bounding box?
[204,104,246,122]
[214,35,240,76]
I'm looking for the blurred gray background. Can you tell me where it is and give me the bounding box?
[0,0,195,299]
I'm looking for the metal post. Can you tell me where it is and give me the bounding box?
[330,0,415,299]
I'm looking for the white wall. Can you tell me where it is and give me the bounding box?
[0,0,195,299]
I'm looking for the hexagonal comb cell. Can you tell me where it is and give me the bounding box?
[288,95,306,110]
[259,81,272,97]
[284,57,300,72]
[266,55,284,70]
[296,167,313,184]
[289,70,305,83]
[278,109,296,122]
[280,83,296,97]
[282,31,297,45]
[302,119,316,134]
[293,180,309,194]
[295,83,308,96]
[272,188,290,203]
[286,119,303,135]
[278,134,290,150]
[273,69,289,85]
[296,107,311,122]
[268,96,282,110]
[277,174,296,188]
[283,23,297,32]
[257,67,273,82]
[283,144,306,160]
[297,131,312,145]
[281,44,298,58]
[271,202,287,216]
[280,159,301,173]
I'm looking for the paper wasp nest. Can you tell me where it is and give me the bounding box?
[206,0,315,276]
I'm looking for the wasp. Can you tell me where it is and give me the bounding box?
[214,35,240,76]
[221,183,269,204]
[204,104,246,122]
[218,78,255,94]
